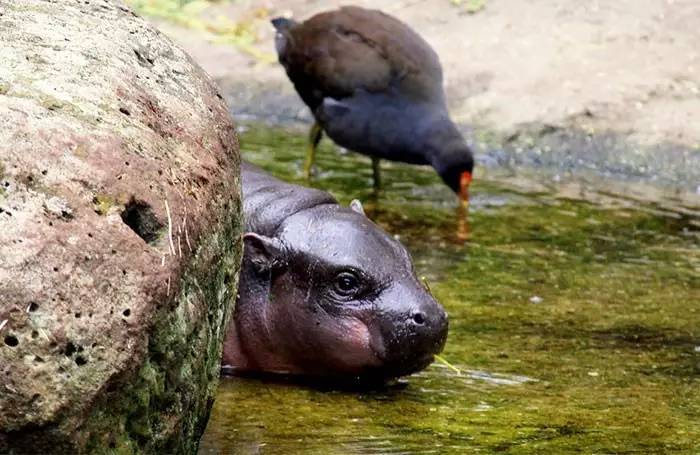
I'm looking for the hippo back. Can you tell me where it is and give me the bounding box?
[241,162,336,236]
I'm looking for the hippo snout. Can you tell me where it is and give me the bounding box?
[407,305,449,351]
[373,289,449,378]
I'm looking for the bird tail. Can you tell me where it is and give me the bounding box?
[271,17,297,56]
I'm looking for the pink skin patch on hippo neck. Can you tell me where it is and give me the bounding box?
[223,310,382,377]
[323,317,382,373]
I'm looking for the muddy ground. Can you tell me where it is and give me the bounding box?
[145,0,700,198]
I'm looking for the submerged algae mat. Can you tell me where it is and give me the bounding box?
[200,125,700,454]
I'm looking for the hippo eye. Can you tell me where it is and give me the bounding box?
[334,271,360,297]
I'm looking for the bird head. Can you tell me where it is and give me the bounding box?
[434,143,475,204]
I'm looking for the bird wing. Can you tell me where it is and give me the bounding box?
[279,6,444,107]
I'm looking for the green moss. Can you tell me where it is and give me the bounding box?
[450,0,487,14]
[78,195,242,454]
[93,194,117,216]
[6,2,52,13]
[124,0,276,63]
[39,95,65,111]
[200,123,700,454]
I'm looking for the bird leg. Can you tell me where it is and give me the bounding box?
[456,202,470,242]
[372,156,382,194]
[456,170,472,242]
[304,122,323,180]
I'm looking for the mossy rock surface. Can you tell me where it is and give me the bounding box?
[0,0,242,453]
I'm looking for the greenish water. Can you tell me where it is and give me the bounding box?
[200,125,700,454]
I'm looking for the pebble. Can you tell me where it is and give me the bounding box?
[43,196,72,218]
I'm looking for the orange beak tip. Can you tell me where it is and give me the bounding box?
[459,171,472,203]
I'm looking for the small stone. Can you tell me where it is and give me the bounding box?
[43,197,73,219]
[529,295,543,304]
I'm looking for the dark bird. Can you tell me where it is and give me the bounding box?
[271,6,474,204]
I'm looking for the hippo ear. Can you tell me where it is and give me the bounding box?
[243,233,287,272]
[349,199,366,216]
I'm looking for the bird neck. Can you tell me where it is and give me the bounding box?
[420,112,467,171]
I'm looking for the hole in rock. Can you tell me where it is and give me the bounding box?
[4,335,19,347]
[120,198,163,244]
[65,342,77,357]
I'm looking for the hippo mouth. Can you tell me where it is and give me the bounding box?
[351,351,437,383]
[383,353,437,378]
[368,330,445,380]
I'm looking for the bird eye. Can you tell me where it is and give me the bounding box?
[334,271,360,297]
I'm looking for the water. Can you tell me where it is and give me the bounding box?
[199,125,700,453]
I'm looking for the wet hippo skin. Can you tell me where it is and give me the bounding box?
[222,162,448,381]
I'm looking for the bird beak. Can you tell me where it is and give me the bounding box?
[459,171,472,206]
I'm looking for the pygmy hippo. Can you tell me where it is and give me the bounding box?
[222,163,448,381]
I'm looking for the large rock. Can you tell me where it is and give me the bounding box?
[0,0,242,452]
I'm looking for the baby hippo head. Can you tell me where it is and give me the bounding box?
[230,200,448,382]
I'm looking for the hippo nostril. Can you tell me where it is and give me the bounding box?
[412,312,426,325]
